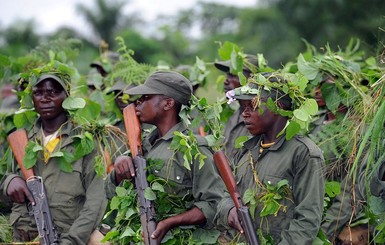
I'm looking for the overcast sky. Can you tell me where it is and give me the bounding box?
[0,0,257,34]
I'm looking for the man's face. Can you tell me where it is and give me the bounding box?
[135,94,165,125]
[224,70,251,93]
[113,91,130,113]
[224,73,241,93]
[32,79,67,120]
[240,98,276,136]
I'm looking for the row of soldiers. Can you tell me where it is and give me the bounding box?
[0,40,384,244]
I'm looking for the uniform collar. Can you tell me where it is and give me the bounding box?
[145,121,187,148]
[244,133,286,151]
[28,117,73,147]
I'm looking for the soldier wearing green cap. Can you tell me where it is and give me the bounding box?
[214,54,259,158]
[1,73,108,244]
[216,75,325,244]
[104,71,226,243]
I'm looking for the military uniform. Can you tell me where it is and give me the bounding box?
[223,107,250,158]
[366,162,385,199]
[105,122,225,228]
[218,134,325,244]
[1,119,107,244]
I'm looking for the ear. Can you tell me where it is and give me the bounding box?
[163,97,175,111]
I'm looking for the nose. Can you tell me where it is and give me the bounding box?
[40,93,52,102]
[242,108,250,118]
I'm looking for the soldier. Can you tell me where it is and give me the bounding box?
[217,76,325,244]
[104,71,226,243]
[214,54,259,157]
[1,73,108,244]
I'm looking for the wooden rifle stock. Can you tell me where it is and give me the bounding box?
[123,104,142,158]
[213,150,259,245]
[7,129,34,179]
[123,104,157,245]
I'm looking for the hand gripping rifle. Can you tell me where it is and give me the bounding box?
[7,129,60,245]
[213,150,259,245]
[123,104,157,245]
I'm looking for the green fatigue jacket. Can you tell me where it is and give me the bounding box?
[321,176,366,240]
[217,134,325,245]
[321,152,374,241]
[1,119,107,245]
[105,122,225,228]
[368,163,385,198]
[223,108,250,158]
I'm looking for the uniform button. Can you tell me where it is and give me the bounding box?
[176,176,181,180]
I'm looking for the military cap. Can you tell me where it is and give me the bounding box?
[126,71,192,105]
[35,74,70,96]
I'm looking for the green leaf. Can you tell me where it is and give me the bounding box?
[62,97,86,110]
[125,208,136,219]
[110,196,120,210]
[116,186,127,197]
[218,41,240,60]
[235,135,249,149]
[321,83,341,112]
[49,151,64,158]
[296,74,309,91]
[144,187,156,201]
[120,227,135,238]
[151,182,165,192]
[74,99,102,123]
[102,230,119,241]
[243,188,255,205]
[238,71,247,86]
[73,133,95,160]
[293,108,310,121]
[260,199,280,217]
[285,121,301,140]
[302,99,318,116]
[275,179,289,190]
[13,109,37,129]
[183,154,191,171]
[204,135,217,147]
[325,181,341,198]
[297,53,319,80]
[32,144,43,152]
[23,141,39,169]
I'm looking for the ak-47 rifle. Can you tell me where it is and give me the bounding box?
[213,150,259,245]
[7,129,60,245]
[123,104,157,245]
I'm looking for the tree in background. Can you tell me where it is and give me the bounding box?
[0,20,40,57]
[76,0,128,46]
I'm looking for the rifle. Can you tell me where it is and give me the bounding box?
[7,129,60,245]
[213,150,259,245]
[123,104,157,245]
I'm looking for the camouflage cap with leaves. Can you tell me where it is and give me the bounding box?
[227,71,319,140]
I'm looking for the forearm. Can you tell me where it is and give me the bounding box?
[162,207,206,229]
